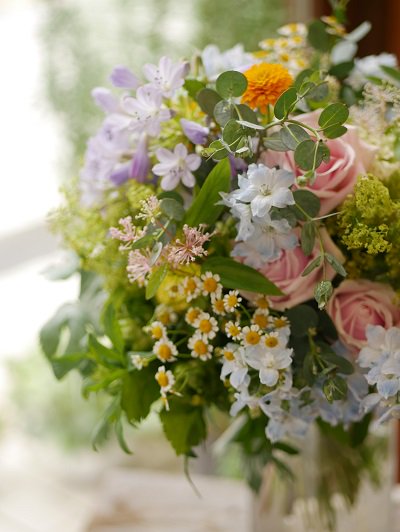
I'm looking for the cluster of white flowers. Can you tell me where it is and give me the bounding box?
[220,163,298,267]
[358,325,400,422]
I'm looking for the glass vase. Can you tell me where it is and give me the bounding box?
[251,424,395,532]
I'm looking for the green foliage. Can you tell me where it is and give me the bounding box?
[285,305,318,337]
[280,124,310,151]
[293,189,321,219]
[274,88,298,119]
[197,88,222,117]
[301,221,317,256]
[314,280,333,310]
[216,71,248,99]
[146,264,169,300]
[121,364,160,423]
[184,159,231,227]
[159,397,206,455]
[294,139,330,172]
[201,256,283,295]
[307,20,336,52]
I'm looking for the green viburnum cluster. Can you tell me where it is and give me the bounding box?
[337,174,400,285]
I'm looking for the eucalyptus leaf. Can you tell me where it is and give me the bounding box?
[325,253,347,277]
[160,198,185,221]
[301,221,317,256]
[301,255,322,276]
[323,124,347,139]
[280,124,310,150]
[318,103,349,129]
[214,99,235,126]
[216,70,248,98]
[145,264,168,300]
[294,140,330,171]
[264,133,289,152]
[293,189,321,219]
[197,88,222,117]
[314,280,333,310]
[274,87,297,119]
[285,304,318,337]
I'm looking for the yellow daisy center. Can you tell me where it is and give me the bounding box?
[193,340,208,355]
[156,373,169,387]
[274,317,288,328]
[245,331,261,345]
[199,319,212,334]
[214,299,225,313]
[187,309,201,324]
[203,278,218,293]
[226,294,239,308]
[185,278,198,293]
[265,336,279,348]
[158,344,172,360]
[224,350,235,361]
[256,296,269,309]
[241,63,293,113]
[227,324,241,337]
[253,313,269,329]
[152,326,164,340]
[159,313,170,325]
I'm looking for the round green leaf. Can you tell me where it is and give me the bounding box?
[216,70,248,99]
[274,87,297,119]
[280,124,310,150]
[197,88,222,117]
[318,103,349,129]
[214,100,234,126]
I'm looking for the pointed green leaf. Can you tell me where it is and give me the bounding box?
[145,264,168,300]
[274,87,297,119]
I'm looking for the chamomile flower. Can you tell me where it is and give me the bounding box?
[188,334,213,361]
[252,309,270,329]
[193,312,219,340]
[131,354,145,370]
[201,272,222,297]
[263,331,284,350]
[223,290,242,312]
[153,338,178,362]
[155,304,178,325]
[211,293,227,316]
[225,321,242,340]
[255,295,270,310]
[185,306,202,326]
[269,315,290,337]
[220,343,249,389]
[145,321,167,340]
[155,366,175,410]
[242,325,262,346]
[180,275,201,301]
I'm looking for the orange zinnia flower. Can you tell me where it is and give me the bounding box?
[241,63,293,113]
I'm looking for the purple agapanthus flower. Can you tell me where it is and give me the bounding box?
[110,65,140,90]
[180,119,209,145]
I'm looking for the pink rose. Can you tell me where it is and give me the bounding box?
[260,110,377,215]
[257,229,344,311]
[326,279,400,353]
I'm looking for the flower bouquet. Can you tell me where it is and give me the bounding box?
[41,1,400,530]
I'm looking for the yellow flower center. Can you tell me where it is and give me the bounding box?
[253,313,268,329]
[224,350,235,361]
[156,373,169,387]
[199,319,213,334]
[158,344,172,360]
[274,317,288,328]
[203,278,218,293]
[245,331,261,345]
[159,313,170,325]
[227,324,241,337]
[185,278,198,293]
[213,299,225,313]
[256,296,269,309]
[194,340,208,355]
[241,63,293,113]
[187,308,201,324]
[152,326,164,340]
[265,336,279,348]
[226,294,239,308]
